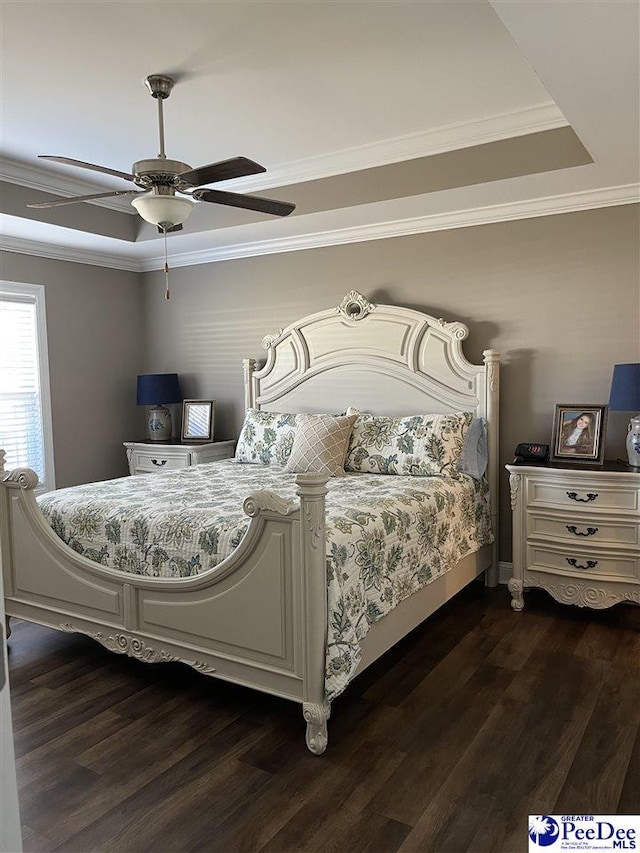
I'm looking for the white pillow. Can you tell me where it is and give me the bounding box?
[285,414,358,477]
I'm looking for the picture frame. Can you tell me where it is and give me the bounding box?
[550,403,608,465]
[181,399,215,442]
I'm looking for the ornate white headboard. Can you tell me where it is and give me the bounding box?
[244,290,498,420]
[243,290,500,569]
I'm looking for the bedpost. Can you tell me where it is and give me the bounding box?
[483,350,500,587]
[296,472,331,755]
[243,358,256,411]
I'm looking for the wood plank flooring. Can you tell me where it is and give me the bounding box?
[7,584,640,853]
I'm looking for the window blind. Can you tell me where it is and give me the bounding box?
[0,286,54,489]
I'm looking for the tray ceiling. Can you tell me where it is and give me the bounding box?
[0,0,638,270]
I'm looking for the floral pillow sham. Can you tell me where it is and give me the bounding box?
[235,409,297,465]
[345,411,474,477]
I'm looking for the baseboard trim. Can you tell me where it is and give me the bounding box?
[498,561,512,586]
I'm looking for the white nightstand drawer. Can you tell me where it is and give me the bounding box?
[125,440,235,475]
[132,451,188,473]
[527,479,639,513]
[527,513,639,547]
[527,543,639,580]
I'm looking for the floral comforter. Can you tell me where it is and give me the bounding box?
[38,461,492,700]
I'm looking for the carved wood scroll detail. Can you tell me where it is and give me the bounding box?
[295,473,329,550]
[509,474,521,510]
[303,502,324,550]
[262,328,284,350]
[437,318,468,340]
[336,291,376,320]
[2,467,39,490]
[243,490,299,517]
[520,579,640,609]
[483,350,500,393]
[508,578,524,611]
[303,701,331,755]
[59,624,217,674]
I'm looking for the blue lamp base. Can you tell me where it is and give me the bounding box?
[147,405,172,441]
[627,415,640,467]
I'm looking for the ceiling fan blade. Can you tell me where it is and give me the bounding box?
[157,223,183,234]
[178,157,266,188]
[192,188,295,217]
[38,155,135,183]
[27,190,141,209]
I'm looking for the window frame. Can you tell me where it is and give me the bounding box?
[0,280,56,493]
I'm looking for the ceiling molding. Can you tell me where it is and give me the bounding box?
[139,183,639,269]
[1,102,567,207]
[0,156,136,214]
[0,235,139,271]
[2,183,636,273]
[220,102,569,192]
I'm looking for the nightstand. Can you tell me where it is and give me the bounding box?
[505,462,640,611]
[124,439,235,475]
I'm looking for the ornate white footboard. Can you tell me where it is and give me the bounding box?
[0,453,332,754]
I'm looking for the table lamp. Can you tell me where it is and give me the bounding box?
[608,363,640,467]
[136,373,182,441]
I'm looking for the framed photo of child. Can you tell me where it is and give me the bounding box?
[551,404,607,465]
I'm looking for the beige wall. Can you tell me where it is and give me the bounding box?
[141,204,640,561]
[1,251,144,487]
[2,205,636,558]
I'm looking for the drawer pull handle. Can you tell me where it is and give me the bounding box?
[566,558,598,571]
[566,491,598,503]
[151,459,167,467]
[566,525,598,537]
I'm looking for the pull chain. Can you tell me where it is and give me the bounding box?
[163,226,170,300]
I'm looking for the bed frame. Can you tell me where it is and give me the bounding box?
[0,291,499,754]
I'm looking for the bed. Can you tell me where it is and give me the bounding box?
[0,291,499,754]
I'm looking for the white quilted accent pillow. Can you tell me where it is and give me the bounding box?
[285,414,357,477]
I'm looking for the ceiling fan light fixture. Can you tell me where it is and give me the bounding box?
[131,192,195,227]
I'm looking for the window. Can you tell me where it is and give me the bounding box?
[0,282,55,492]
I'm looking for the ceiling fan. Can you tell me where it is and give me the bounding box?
[27,74,296,232]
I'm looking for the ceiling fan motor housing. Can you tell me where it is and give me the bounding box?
[132,158,193,189]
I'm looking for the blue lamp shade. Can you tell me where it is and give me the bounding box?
[609,363,640,411]
[609,363,640,468]
[136,373,182,406]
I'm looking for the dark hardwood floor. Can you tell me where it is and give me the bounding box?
[7,584,640,853]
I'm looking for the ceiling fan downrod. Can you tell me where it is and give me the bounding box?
[145,74,175,160]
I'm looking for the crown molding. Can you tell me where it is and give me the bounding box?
[0,235,139,271]
[1,102,566,207]
[222,102,569,192]
[0,155,136,214]
[139,183,639,270]
[2,183,637,272]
